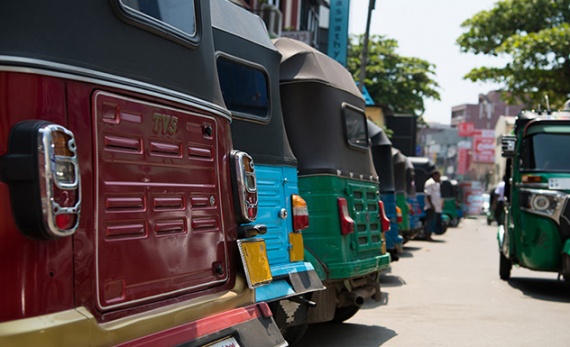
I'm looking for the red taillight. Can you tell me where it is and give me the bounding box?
[337,198,354,235]
[396,206,403,223]
[378,200,391,232]
[0,121,81,239]
[292,194,309,231]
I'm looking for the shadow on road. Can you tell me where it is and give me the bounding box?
[508,277,570,303]
[296,322,397,347]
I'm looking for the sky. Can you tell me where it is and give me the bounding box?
[348,0,507,125]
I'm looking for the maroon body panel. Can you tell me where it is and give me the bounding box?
[0,72,239,323]
[0,72,75,321]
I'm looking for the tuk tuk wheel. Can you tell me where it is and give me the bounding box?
[449,217,459,228]
[499,252,511,280]
[331,305,361,323]
[487,218,492,226]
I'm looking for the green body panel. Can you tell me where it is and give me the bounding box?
[396,192,410,232]
[563,239,570,255]
[502,117,570,274]
[516,212,562,271]
[298,175,391,281]
[442,198,458,219]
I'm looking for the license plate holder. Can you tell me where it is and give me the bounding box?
[237,238,272,288]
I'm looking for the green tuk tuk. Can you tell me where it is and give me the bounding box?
[275,38,391,323]
[499,105,570,280]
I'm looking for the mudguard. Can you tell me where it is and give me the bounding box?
[497,224,508,257]
[303,249,327,281]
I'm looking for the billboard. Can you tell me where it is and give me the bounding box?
[458,122,475,137]
[472,135,495,163]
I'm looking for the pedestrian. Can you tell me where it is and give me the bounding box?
[423,170,442,241]
[494,178,506,226]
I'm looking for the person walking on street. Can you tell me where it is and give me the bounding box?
[494,178,505,226]
[424,170,442,241]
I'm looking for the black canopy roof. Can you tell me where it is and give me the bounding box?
[0,0,226,114]
[408,157,436,192]
[211,0,296,166]
[392,148,407,193]
[275,37,378,181]
[369,121,395,192]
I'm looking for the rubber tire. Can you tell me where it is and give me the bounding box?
[487,218,492,226]
[281,323,309,346]
[449,217,459,228]
[331,305,361,323]
[499,252,512,280]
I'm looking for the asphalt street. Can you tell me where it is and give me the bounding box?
[297,216,570,347]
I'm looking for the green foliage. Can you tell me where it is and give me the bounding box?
[347,35,440,116]
[457,0,570,109]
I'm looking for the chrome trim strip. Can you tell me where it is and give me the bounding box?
[0,56,231,121]
[519,188,567,224]
[517,182,549,189]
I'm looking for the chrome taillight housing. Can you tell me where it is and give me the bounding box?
[0,121,81,239]
[230,150,258,223]
[292,194,309,231]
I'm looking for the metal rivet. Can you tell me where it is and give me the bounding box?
[210,196,215,206]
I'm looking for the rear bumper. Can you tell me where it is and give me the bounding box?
[327,253,391,280]
[0,277,288,347]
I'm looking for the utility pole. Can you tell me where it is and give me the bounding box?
[359,0,376,93]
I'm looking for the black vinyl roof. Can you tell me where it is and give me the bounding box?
[408,157,436,192]
[392,148,407,192]
[0,0,226,111]
[369,121,394,192]
[274,37,362,98]
[275,37,378,180]
[211,0,296,166]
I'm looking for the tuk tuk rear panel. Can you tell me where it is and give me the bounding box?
[299,175,391,280]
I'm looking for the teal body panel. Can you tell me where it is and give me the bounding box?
[250,165,322,302]
[298,175,391,281]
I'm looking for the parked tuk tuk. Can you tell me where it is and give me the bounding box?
[441,176,463,227]
[392,148,413,241]
[0,1,285,346]
[499,106,570,281]
[275,37,392,323]
[405,157,423,236]
[369,121,404,260]
[211,1,323,343]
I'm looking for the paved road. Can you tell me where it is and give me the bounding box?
[297,216,570,347]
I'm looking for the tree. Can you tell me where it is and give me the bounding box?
[347,35,440,116]
[457,0,570,109]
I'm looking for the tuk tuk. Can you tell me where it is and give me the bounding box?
[211,1,324,342]
[441,177,463,227]
[369,121,404,260]
[0,1,285,346]
[405,157,423,236]
[499,106,570,281]
[275,37,392,323]
[392,148,413,241]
